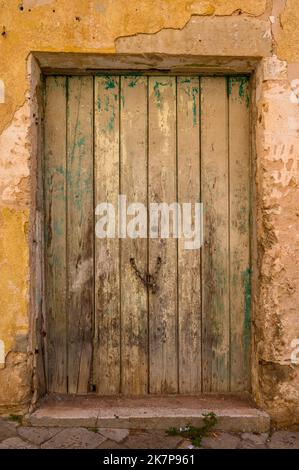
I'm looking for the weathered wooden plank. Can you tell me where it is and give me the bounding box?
[177,77,201,393]
[148,76,178,394]
[44,76,67,393]
[94,76,121,395]
[201,77,230,392]
[67,76,94,394]
[228,77,251,391]
[120,76,148,395]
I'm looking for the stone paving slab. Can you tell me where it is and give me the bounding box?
[97,428,129,443]
[97,439,127,449]
[177,439,194,449]
[41,428,107,449]
[0,437,38,449]
[123,430,183,449]
[18,426,62,445]
[201,432,240,449]
[239,432,268,449]
[0,418,299,449]
[0,418,18,441]
[268,431,299,449]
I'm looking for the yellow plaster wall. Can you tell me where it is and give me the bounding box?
[0,0,266,135]
[0,208,29,357]
[277,0,299,63]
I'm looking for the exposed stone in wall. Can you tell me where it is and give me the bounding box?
[115,16,272,56]
[253,55,299,426]
[0,207,31,408]
[23,0,55,7]
[0,352,31,410]
[0,103,30,208]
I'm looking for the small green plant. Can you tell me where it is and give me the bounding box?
[8,414,23,424]
[166,412,218,448]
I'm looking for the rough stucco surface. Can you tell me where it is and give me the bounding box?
[0,0,266,134]
[0,0,298,426]
[0,208,29,353]
[115,16,272,56]
[277,0,299,62]
[253,56,299,426]
[0,103,30,208]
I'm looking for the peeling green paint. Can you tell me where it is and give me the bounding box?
[104,77,116,89]
[108,107,116,131]
[181,79,199,126]
[153,80,169,108]
[54,220,63,236]
[180,78,191,84]
[192,86,199,126]
[105,95,109,112]
[97,97,101,111]
[243,267,252,349]
[127,76,141,88]
[228,76,250,108]
[76,136,85,147]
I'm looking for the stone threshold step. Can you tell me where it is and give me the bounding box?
[27,394,270,433]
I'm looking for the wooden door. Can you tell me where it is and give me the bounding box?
[44,74,251,395]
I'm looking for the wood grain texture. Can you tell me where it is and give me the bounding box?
[120,76,148,395]
[148,76,178,394]
[177,77,202,393]
[201,77,230,392]
[44,74,251,396]
[228,77,251,391]
[44,76,67,393]
[67,76,94,394]
[94,76,121,394]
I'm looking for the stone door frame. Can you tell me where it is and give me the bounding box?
[27,15,279,412]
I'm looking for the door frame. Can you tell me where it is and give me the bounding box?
[27,51,260,407]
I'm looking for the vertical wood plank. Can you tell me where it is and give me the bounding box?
[120,76,148,395]
[94,76,120,394]
[228,77,251,391]
[67,76,94,394]
[44,76,67,393]
[177,77,201,393]
[201,77,230,392]
[148,76,178,394]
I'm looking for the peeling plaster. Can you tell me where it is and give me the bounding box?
[0,102,30,208]
[23,0,55,7]
[253,56,299,424]
[0,207,29,360]
[115,16,272,56]
[0,0,267,135]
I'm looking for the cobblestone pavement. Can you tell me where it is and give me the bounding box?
[0,418,298,449]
